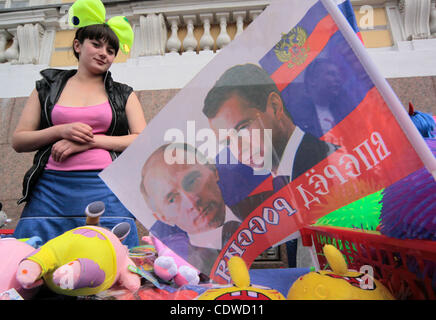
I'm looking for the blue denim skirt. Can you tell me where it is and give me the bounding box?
[13,170,139,248]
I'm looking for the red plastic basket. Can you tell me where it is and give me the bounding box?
[301,225,436,300]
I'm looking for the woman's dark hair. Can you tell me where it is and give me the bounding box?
[72,24,119,60]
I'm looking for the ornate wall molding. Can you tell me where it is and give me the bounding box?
[2,0,435,65]
[125,0,269,55]
[16,23,44,64]
[0,7,58,64]
[0,1,270,62]
[385,1,407,43]
[430,0,436,35]
[140,13,167,56]
[385,0,436,45]
[402,0,431,40]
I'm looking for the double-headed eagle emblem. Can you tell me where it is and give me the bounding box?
[274,26,309,68]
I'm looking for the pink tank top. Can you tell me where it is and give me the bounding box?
[45,101,113,171]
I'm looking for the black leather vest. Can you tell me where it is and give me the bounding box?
[18,68,133,204]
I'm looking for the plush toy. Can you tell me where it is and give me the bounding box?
[0,238,41,299]
[379,138,436,241]
[197,256,285,300]
[378,106,436,240]
[84,201,105,226]
[314,189,383,231]
[142,235,200,287]
[16,225,141,296]
[0,202,11,228]
[408,102,435,138]
[287,244,395,300]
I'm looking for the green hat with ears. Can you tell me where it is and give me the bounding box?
[69,0,134,54]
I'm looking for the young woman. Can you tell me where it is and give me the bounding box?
[12,16,146,248]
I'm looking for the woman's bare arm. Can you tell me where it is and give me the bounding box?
[12,89,94,153]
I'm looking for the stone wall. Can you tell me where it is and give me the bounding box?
[388,77,436,115]
[1,76,435,234]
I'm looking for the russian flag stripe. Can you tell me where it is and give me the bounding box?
[337,0,364,42]
[259,0,329,75]
[270,14,339,92]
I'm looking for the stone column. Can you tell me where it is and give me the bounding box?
[216,12,231,49]
[166,15,181,54]
[234,11,246,38]
[182,14,197,53]
[199,13,214,51]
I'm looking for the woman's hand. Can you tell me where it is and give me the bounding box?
[87,92,146,152]
[59,122,94,144]
[51,139,92,162]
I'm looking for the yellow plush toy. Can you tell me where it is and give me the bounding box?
[197,256,285,300]
[16,225,140,296]
[287,244,395,300]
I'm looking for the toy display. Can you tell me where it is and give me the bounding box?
[3,129,435,301]
[143,235,201,287]
[287,244,395,300]
[197,256,285,300]
[15,225,141,296]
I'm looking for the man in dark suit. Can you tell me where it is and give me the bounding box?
[202,63,339,267]
[202,63,338,179]
[140,143,255,275]
[290,58,356,138]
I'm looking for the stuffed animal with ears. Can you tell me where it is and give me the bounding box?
[16,224,141,296]
[197,256,285,300]
[142,235,200,287]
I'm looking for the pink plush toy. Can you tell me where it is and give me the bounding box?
[0,238,40,299]
[16,225,140,296]
[142,235,200,287]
